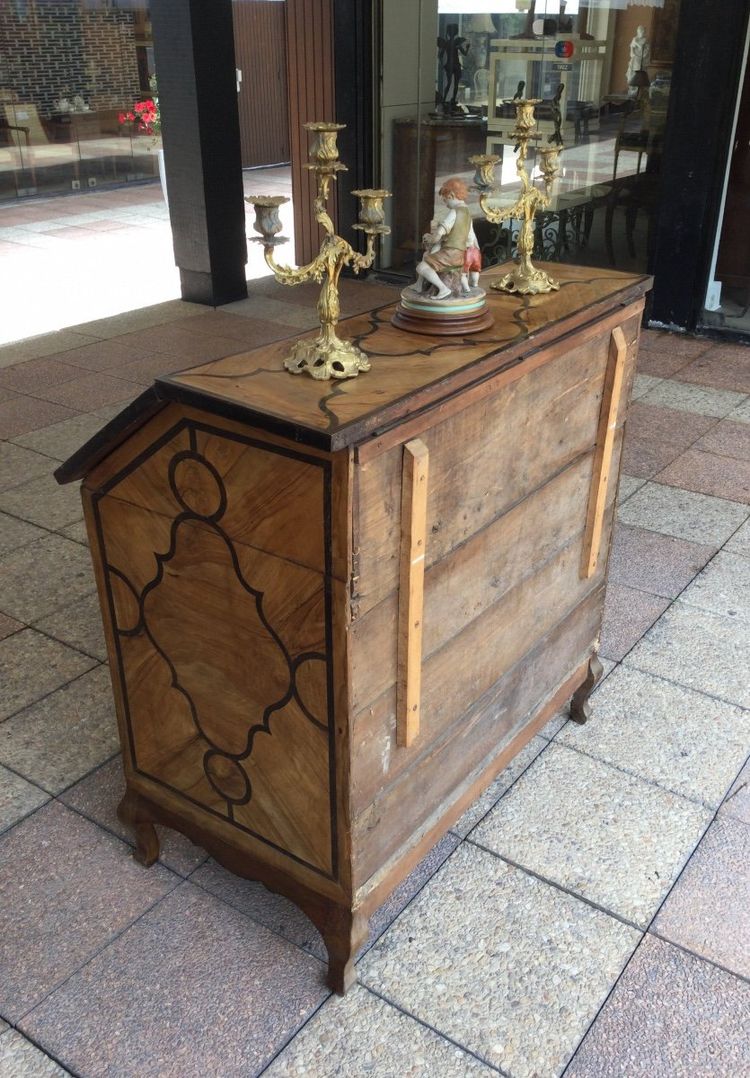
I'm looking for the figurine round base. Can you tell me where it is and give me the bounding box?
[283,335,371,380]
[392,285,494,336]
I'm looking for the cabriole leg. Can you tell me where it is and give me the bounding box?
[570,654,604,725]
[321,906,369,995]
[117,788,160,867]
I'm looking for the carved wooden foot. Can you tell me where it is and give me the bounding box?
[570,654,604,725]
[320,906,369,995]
[117,788,160,867]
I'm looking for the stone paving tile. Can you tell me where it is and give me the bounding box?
[0,357,86,395]
[0,665,117,794]
[34,593,107,661]
[0,1029,70,1077]
[360,842,639,1078]
[193,832,460,963]
[599,583,670,661]
[0,442,55,492]
[0,763,49,834]
[608,524,714,598]
[265,984,492,1077]
[678,346,750,394]
[108,353,192,385]
[640,380,747,418]
[222,294,324,329]
[0,611,23,640]
[725,518,750,560]
[61,756,207,878]
[620,437,682,481]
[559,665,750,808]
[170,311,299,348]
[654,815,750,978]
[0,629,96,721]
[116,326,244,364]
[728,396,750,424]
[638,332,711,360]
[630,373,663,400]
[565,934,750,1078]
[21,882,327,1078]
[625,401,716,449]
[719,758,750,826]
[618,482,749,545]
[31,372,140,411]
[0,396,78,440]
[47,337,157,372]
[0,801,176,1022]
[473,743,710,926]
[0,534,93,622]
[69,299,205,340]
[57,520,88,546]
[656,447,750,503]
[627,602,750,709]
[452,736,548,837]
[694,417,750,461]
[0,329,100,368]
[680,550,750,620]
[12,412,104,463]
[0,512,46,557]
[0,472,81,531]
[636,348,696,379]
[616,474,646,504]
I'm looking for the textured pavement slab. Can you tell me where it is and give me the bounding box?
[0,801,175,1022]
[0,629,96,721]
[361,842,639,1078]
[560,665,750,807]
[0,1030,70,1077]
[566,935,750,1078]
[0,763,48,835]
[60,755,208,877]
[21,883,328,1078]
[0,534,93,623]
[608,524,715,599]
[264,985,492,1076]
[599,583,670,661]
[653,816,750,979]
[0,665,118,793]
[627,602,750,709]
[472,743,710,925]
[719,759,750,826]
[452,735,547,837]
[618,482,749,546]
[680,550,750,620]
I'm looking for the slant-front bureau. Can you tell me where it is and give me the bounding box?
[57,262,651,993]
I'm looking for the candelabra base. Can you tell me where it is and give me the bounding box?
[283,334,371,380]
[491,264,560,296]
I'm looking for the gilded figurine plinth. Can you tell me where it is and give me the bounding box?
[392,177,493,336]
[471,95,563,296]
[247,123,390,380]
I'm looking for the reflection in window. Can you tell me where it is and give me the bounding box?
[0,1,158,202]
[379,0,682,277]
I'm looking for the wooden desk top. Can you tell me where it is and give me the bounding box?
[56,262,649,481]
[162,263,649,450]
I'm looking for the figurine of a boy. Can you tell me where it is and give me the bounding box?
[415,178,481,300]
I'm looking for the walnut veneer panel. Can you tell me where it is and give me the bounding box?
[87,409,338,881]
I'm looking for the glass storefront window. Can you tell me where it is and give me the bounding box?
[0,1,159,202]
[378,0,683,279]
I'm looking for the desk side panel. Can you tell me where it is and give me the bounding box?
[83,405,347,897]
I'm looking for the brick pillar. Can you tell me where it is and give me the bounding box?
[151,0,247,306]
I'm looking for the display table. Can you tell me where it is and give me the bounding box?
[57,262,650,993]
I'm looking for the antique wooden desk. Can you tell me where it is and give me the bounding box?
[57,262,650,993]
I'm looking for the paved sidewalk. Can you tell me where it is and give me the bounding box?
[0,303,748,1076]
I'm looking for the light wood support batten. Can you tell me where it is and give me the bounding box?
[581,325,627,579]
[397,439,429,748]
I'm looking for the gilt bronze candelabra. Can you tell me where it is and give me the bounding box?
[469,99,562,295]
[247,122,390,380]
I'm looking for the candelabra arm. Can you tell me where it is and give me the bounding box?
[349,232,377,274]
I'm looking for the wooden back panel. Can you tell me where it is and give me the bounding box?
[349,308,641,893]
